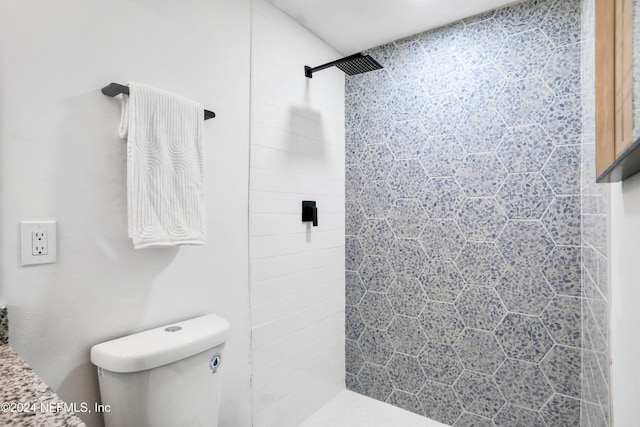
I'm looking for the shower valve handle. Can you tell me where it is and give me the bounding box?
[302,201,318,227]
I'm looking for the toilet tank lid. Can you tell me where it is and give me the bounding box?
[90,314,230,373]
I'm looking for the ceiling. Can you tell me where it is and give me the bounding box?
[269,0,521,54]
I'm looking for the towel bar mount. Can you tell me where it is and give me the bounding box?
[101,82,216,120]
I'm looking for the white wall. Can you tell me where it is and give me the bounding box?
[0,1,252,426]
[610,177,640,426]
[249,1,346,426]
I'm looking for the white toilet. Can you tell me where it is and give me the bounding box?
[90,314,230,427]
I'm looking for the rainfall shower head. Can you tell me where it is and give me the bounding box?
[305,52,383,78]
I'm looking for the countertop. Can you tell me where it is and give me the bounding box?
[0,345,85,427]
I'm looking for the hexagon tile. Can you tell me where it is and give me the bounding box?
[344,0,595,423]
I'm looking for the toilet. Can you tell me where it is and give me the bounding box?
[90,314,230,427]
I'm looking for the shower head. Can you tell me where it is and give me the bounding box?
[305,52,383,78]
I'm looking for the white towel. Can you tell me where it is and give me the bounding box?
[119,82,206,249]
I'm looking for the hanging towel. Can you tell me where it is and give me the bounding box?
[119,82,206,249]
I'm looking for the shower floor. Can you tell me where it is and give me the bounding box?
[299,390,448,427]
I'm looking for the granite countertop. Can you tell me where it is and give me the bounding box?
[0,345,85,427]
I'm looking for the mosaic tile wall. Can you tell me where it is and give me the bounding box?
[344,0,600,425]
[579,0,611,426]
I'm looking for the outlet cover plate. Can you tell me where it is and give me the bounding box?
[20,221,57,266]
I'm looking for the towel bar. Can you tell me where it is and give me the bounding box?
[101,82,216,120]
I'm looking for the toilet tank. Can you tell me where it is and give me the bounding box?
[91,314,230,427]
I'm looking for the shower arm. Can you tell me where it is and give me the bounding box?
[304,53,368,78]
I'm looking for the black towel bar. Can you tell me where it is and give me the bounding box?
[101,82,216,120]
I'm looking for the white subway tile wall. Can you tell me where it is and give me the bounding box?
[249,0,346,426]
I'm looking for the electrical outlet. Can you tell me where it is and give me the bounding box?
[21,221,57,266]
[32,230,48,256]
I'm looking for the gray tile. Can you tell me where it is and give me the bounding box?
[346,305,365,341]
[358,292,394,330]
[497,220,554,267]
[584,304,607,355]
[388,390,425,417]
[455,153,508,197]
[387,315,428,356]
[419,301,465,345]
[453,412,493,427]
[387,120,429,160]
[420,50,467,96]
[541,196,581,246]
[589,298,608,345]
[454,19,505,68]
[582,213,607,252]
[346,164,366,201]
[363,43,396,66]
[495,358,553,410]
[358,219,394,257]
[420,260,466,303]
[346,373,359,392]
[463,10,496,24]
[494,0,553,35]
[495,313,554,363]
[357,68,397,113]
[495,173,554,219]
[542,245,582,296]
[358,180,396,218]
[496,29,554,80]
[454,63,507,111]
[541,345,582,398]
[357,327,394,365]
[359,105,395,145]
[346,200,366,236]
[420,219,466,260]
[355,363,395,403]
[455,286,506,331]
[417,21,463,57]
[581,402,609,427]
[456,197,507,241]
[454,328,506,375]
[387,238,428,277]
[346,235,365,271]
[540,0,582,46]
[346,129,366,164]
[420,94,466,137]
[541,146,581,195]
[541,295,582,347]
[495,268,554,316]
[358,143,395,181]
[453,370,506,418]
[346,271,366,306]
[358,256,395,292]
[420,134,466,177]
[455,242,505,286]
[418,380,464,425]
[346,93,365,130]
[387,199,429,238]
[387,276,428,317]
[496,124,554,173]
[540,394,581,427]
[386,41,428,84]
[346,339,365,375]
[541,94,582,146]
[387,82,429,122]
[419,177,466,218]
[455,108,507,154]
[387,159,429,198]
[418,341,463,385]
[387,353,427,393]
[496,77,555,127]
[494,403,546,427]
